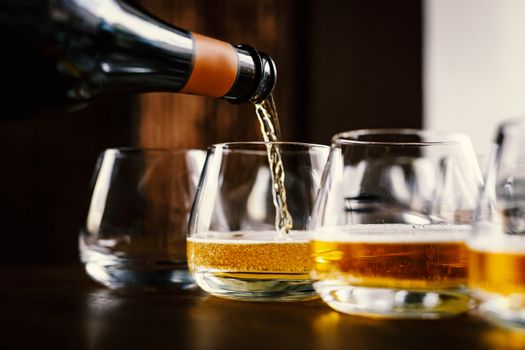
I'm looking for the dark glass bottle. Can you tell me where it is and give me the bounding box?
[0,0,277,115]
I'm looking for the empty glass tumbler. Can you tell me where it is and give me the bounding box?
[310,129,482,318]
[80,149,205,290]
[188,142,329,301]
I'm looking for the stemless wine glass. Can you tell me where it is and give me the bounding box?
[80,148,205,290]
[310,129,482,318]
[188,142,329,301]
[468,120,525,328]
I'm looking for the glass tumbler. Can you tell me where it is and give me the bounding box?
[310,129,482,318]
[80,149,205,290]
[188,142,329,301]
[468,120,525,328]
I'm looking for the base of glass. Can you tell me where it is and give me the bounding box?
[314,280,472,319]
[81,248,195,291]
[479,295,525,329]
[193,270,318,302]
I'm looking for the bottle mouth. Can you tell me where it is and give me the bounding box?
[223,45,277,104]
[249,51,277,103]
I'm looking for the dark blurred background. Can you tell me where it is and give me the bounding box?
[0,0,422,263]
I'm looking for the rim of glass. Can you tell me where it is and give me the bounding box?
[498,118,525,132]
[332,128,471,146]
[210,141,330,151]
[104,147,206,155]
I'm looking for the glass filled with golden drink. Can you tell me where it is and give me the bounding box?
[188,142,329,301]
[310,129,482,318]
[468,120,525,328]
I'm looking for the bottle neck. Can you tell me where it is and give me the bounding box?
[66,0,276,103]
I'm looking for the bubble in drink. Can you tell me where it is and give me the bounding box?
[187,231,310,274]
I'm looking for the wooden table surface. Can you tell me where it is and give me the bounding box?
[1,265,524,350]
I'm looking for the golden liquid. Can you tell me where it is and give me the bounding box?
[187,236,310,274]
[254,94,293,234]
[469,247,525,295]
[312,237,468,290]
